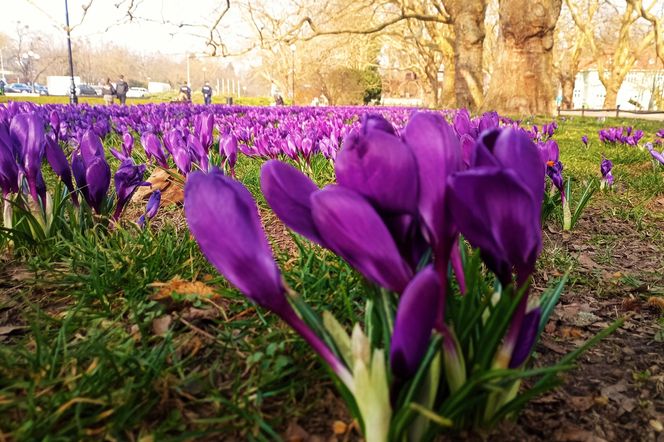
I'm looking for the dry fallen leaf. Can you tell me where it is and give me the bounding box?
[332,420,347,435]
[152,315,172,336]
[283,422,309,442]
[646,296,664,312]
[150,277,217,302]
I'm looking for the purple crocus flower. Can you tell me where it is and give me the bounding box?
[45,134,77,205]
[141,133,168,167]
[194,113,214,151]
[647,143,664,165]
[9,113,46,204]
[311,185,413,293]
[0,125,18,196]
[390,265,440,379]
[508,307,542,368]
[184,169,352,387]
[581,135,588,147]
[220,134,238,178]
[74,130,111,213]
[335,123,418,214]
[448,168,542,287]
[138,189,161,227]
[601,157,614,187]
[360,113,396,136]
[261,160,324,245]
[112,159,149,220]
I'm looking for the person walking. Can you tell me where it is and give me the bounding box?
[178,81,191,102]
[201,81,213,105]
[116,75,129,105]
[102,78,115,105]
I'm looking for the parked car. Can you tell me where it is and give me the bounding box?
[8,83,32,93]
[91,85,103,96]
[76,84,98,96]
[33,83,49,95]
[126,87,149,98]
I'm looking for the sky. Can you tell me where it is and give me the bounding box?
[0,0,249,56]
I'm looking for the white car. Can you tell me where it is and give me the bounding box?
[126,87,149,98]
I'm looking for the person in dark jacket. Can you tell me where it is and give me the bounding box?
[178,81,191,102]
[116,75,129,105]
[201,81,213,105]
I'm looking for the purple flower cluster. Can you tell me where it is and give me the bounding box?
[598,126,644,146]
[185,112,547,386]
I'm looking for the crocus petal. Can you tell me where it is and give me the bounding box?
[448,168,542,286]
[85,157,111,213]
[390,266,440,379]
[360,113,396,136]
[10,113,45,203]
[402,112,461,248]
[0,127,19,195]
[45,136,74,193]
[113,159,148,219]
[184,169,287,312]
[79,130,106,164]
[490,129,546,205]
[336,128,418,214]
[260,160,324,245]
[311,185,413,293]
[509,307,542,368]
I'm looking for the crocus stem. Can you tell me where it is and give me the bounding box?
[562,195,571,231]
[282,308,354,390]
[3,196,12,230]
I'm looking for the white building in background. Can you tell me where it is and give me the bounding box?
[573,69,664,110]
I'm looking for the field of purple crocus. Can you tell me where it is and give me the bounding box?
[1,101,663,441]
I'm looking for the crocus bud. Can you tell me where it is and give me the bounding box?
[336,127,418,214]
[390,266,440,379]
[311,185,413,293]
[508,307,542,368]
[10,112,46,204]
[113,159,148,220]
[185,169,286,311]
[260,160,324,245]
[448,168,542,287]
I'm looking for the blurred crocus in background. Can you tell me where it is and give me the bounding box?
[600,157,614,189]
[646,142,664,166]
[581,135,588,147]
[112,159,149,220]
[137,189,161,228]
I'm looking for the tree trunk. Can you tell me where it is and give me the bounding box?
[441,56,457,108]
[561,74,575,109]
[482,0,562,115]
[446,0,487,111]
[603,84,619,109]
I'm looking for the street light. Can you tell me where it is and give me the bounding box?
[64,0,78,104]
[290,43,296,105]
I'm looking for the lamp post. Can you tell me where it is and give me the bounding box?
[290,43,296,105]
[64,0,78,104]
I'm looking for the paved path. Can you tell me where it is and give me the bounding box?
[559,110,664,122]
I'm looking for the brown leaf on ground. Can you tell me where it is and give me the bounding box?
[646,296,664,312]
[284,422,309,442]
[554,426,608,442]
[568,396,595,412]
[150,277,217,302]
[152,315,172,336]
[133,168,184,205]
[577,253,598,270]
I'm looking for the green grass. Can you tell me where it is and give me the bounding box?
[1,114,663,440]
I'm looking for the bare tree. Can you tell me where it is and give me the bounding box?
[553,2,591,109]
[566,0,657,108]
[627,0,664,64]
[482,0,562,115]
